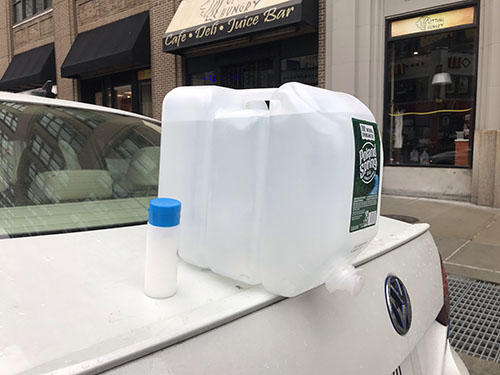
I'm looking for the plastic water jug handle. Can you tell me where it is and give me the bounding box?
[239,88,277,103]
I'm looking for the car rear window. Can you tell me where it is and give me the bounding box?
[0,101,161,238]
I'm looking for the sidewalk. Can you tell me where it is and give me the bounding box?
[381,195,500,284]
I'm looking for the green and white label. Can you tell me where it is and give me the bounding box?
[350,118,380,232]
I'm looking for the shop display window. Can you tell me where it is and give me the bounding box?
[384,7,478,168]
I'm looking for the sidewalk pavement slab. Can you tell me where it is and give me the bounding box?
[432,236,469,259]
[473,213,500,246]
[381,195,500,284]
[425,206,497,240]
[458,353,500,375]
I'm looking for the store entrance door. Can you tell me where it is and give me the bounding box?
[82,76,133,112]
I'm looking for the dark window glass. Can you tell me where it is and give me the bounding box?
[114,85,133,113]
[24,0,33,18]
[384,27,478,168]
[186,34,318,89]
[13,0,22,23]
[189,71,217,86]
[35,0,43,13]
[81,70,152,116]
[139,80,153,118]
[281,54,318,86]
[12,0,52,24]
[188,60,274,89]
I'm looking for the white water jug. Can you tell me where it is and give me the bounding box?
[159,82,382,297]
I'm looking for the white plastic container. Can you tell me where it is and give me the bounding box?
[159,82,382,297]
[144,198,181,298]
[159,87,243,269]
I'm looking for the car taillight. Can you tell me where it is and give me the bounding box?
[436,255,450,327]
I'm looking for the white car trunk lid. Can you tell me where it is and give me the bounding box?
[0,217,443,374]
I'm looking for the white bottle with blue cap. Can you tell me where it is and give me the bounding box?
[145,198,181,298]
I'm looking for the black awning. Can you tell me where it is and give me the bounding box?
[61,11,150,79]
[0,43,56,92]
[163,0,317,54]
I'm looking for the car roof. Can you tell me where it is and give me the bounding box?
[0,91,161,125]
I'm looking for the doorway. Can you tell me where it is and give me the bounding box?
[81,69,152,116]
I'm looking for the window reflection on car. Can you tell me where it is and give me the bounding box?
[0,101,160,238]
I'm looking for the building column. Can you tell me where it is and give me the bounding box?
[150,0,182,120]
[325,0,385,124]
[53,0,77,101]
[472,0,500,207]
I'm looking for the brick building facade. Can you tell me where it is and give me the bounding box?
[0,0,325,120]
[1,0,498,207]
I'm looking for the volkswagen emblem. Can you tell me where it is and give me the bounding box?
[385,275,412,335]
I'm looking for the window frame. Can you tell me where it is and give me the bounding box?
[382,1,480,169]
[11,0,52,25]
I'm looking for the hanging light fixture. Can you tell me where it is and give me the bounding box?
[432,72,452,85]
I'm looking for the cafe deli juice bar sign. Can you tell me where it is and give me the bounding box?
[163,0,307,52]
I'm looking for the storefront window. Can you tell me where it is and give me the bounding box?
[81,69,152,117]
[384,7,478,168]
[186,34,318,90]
[281,54,318,86]
[190,71,217,86]
[225,60,274,88]
[115,85,132,113]
[139,80,152,118]
[94,92,103,107]
[188,60,275,89]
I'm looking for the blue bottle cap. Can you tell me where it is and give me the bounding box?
[148,198,181,227]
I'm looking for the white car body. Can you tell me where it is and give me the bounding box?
[0,93,469,375]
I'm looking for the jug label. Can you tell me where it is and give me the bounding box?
[350,118,380,232]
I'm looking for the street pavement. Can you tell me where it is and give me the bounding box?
[381,195,500,284]
[381,195,500,375]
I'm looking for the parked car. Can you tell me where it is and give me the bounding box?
[0,93,468,375]
[429,151,456,165]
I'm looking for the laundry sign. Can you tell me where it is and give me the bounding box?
[163,0,315,53]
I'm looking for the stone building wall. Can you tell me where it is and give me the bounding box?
[324,0,499,207]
